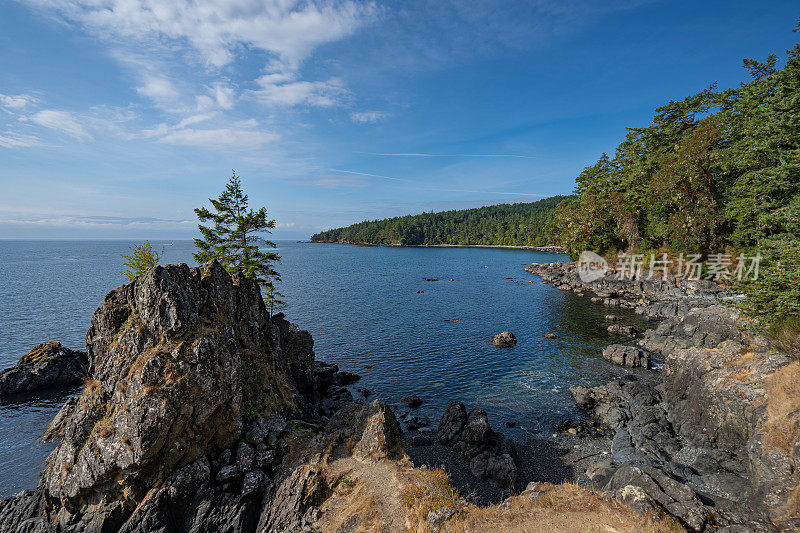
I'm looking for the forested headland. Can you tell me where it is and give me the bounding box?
[313,28,800,327]
[310,196,570,246]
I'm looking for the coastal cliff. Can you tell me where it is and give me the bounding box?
[528,262,800,531]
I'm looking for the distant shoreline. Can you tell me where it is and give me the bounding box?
[300,241,566,253]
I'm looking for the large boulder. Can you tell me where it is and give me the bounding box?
[601,344,651,368]
[437,401,518,490]
[19,260,319,529]
[491,331,517,348]
[0,342,87,396]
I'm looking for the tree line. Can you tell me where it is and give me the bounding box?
[310,196,570,246]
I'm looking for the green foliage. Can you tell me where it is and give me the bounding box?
[553,27,800,324]
[310,196,571,246]
[734,235,800,324]
[194,171,283,311]
[242,406,259,423]
[120,241,164,282]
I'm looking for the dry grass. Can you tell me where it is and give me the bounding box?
[399,469,682,533]
[764,360,800,455]
[446,482,684,533]
[400,465,468,521]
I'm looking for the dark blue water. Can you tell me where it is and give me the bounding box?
[0,240,646,497]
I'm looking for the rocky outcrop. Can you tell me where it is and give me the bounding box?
[437,401,518,490]
[491,331,517,348]
[568,305,800,530]
[0,342,87,396]
[601,344,651,368]
[0,261,331,532]
[530,261,799,530]
[525,262,727,318]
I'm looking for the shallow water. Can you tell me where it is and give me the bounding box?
[0,240,648,497]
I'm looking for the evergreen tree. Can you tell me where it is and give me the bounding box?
[194,171,282,311]
[120,241,163,281]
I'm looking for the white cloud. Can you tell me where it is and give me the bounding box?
[29,110,93,141]
[251,74,346,107]
[0,132,42,148]
[0,93,38,110]
[142,118,279,150]
[22,0,377,111]
[350,110,388,123]
[209,82,235,110]
[136,76,180,107]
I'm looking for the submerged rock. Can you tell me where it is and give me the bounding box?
[402,394,423,408]
[491,331,517,348]
[0,342,87,396]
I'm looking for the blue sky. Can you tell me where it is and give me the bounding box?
[0,0,797,239]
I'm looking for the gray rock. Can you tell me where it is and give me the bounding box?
[241,469,267,497]
[0,342,87,396]
[216,465,239,483]
[437,401,518,489]
[236,442,255,472]
[602,344,651,368]
[426,506,456,533]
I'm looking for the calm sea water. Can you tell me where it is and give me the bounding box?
[0,240,647,497]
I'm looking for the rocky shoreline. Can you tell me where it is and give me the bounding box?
[526,261,799,531]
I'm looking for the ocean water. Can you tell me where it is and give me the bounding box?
[0,240,648,497]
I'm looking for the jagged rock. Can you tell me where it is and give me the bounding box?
[216,465,239,483]
[405,416,430,431]
[236,442,255,472]
[427,506,456,532]
[241,470,267,497]
[437,401,518,489]
[0,342,87,396]
[602,344,651,368]
[491,331,517,348]
[544,333,558,339]
[0,261,321,531]
[42,396,79,442]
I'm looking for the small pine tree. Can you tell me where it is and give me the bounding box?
[194,171,283,312]
[121,241,164,281]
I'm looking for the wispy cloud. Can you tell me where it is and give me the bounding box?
[350,110,389,123]
[250,73,346,107]
[0,93,38,110]
[21,0,378,114]
[29,110,92,141]
[142,118,279,151]
[0,132,42,148]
